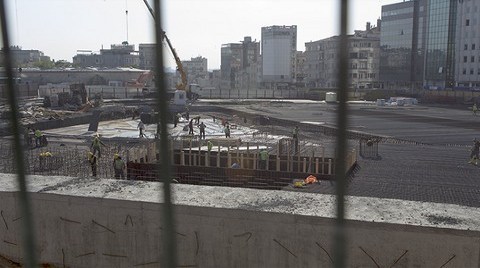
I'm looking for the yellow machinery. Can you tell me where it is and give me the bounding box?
[142,0,190,96]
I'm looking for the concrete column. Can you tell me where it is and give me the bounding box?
[255,145,259,169]
[133,147,137,163]
[328,159,332,175]
[287,149,290,172]
[189,140,192,166]
[227,147,231,167]
[297,154,301,172]
[240,154,244,168]
[199,142,202,166]
[276,157,280,171]
[309,151,314,173]
[236,144,239,160]
[148,143,155,164]
[303,158,307,173]
[217,145,221,167]
[181,151,185,166]
[315,158,319,174]
[170,140,174,164]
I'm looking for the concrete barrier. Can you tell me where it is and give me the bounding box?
[0,174,479,267]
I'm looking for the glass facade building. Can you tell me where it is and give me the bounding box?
[380,0,426,89]
[424,0,457,88]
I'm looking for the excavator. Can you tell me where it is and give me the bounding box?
[126,70,154,89]
[141,0,199,101]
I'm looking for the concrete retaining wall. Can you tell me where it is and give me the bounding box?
[0,176,479,267]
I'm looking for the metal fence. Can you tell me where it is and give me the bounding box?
[0,1,351,267]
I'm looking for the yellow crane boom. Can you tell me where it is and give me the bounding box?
[142,0,187,92]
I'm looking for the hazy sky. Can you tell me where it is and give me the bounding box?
[6,0,400,69]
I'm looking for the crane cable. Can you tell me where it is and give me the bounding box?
[125,0,129,42]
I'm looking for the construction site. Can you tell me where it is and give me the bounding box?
[1,0,480,266]
[2,34,480,267]
[1,91,480,267]
[0,94,357,189]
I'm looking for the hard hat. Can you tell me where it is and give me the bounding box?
[114,153,119,159]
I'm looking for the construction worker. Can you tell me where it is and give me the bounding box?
[224,125,231,138]
[23,126,32,148]
[473,103,478,116]
[293,126,300,154]
[174,113,179,128]
[259,149,268,170]
[138,121,146,138]
[293,125,299,139]
[469,139,480,165]
[194,115,201,125]
[34,128,42,147]
[231,161,240,169]
[90,134,106,158]
[113,153,126,179]
[207,140,213,154]
[88,151,97,177]
[188,119,194,135]
[198,122,206,140]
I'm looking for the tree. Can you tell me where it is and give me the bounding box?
[33,59,54,69]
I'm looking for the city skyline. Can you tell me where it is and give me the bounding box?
[7,0,400,69]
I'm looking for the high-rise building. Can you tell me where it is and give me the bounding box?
[455,0,479,89]
[380,0,462,90]
[304,23,380,89]
[261,25,297,86]
[221,36,260,89]
[294,51,307,87]
[380,0,426,90]
[221,43,243,89]
[424,0,458,89]
[73,42,139,68]
[350,26,381,89]
[139,44,156,70]
[304,40,324,88]
[182,56,208,84]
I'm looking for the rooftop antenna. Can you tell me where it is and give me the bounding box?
[125,0,129,43]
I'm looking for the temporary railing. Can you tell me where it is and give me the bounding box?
[0,0,351,267]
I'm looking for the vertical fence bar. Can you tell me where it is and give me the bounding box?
[0,2,38,267]
[334,0,350,267]
[153,1,177,267]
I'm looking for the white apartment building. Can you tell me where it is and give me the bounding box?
[455,0,480,89]
[261,25,297,86]
[221,36,260,89]
[304,23,380,89]
[139,44,156,70]
[182,56,208,85]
